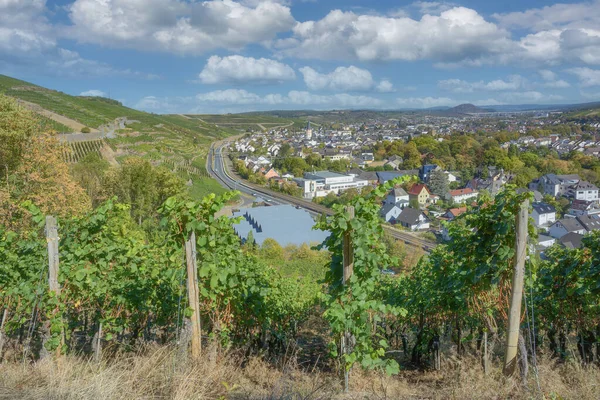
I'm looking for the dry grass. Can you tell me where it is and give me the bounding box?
[1,347,599,400]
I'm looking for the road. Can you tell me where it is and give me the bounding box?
[207,142,437,252]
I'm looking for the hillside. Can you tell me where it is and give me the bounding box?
[0,74,243,198]
[449,103,493,114]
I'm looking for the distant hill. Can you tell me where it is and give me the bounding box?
[449,103,493,114]
[0,74,241,199]
[0,74,234,139]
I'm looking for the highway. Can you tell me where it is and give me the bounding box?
[207,141,437,252]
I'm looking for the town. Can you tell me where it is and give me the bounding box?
[228,108,600,253]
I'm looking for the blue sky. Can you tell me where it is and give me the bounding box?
[1,0,600,113]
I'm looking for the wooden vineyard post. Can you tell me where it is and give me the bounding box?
[0,307,8,360]
[185,231,202,359]
[483,331,489,375]
[503,199,529,377]
[342,206,355,392]
[45,216,62,357]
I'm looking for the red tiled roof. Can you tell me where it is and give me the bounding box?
[408,184,431,195]
[448,207,467,217]
[450,188,475,196]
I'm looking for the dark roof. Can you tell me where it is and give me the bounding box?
[396,207,424,225]
[380,203,400,217]
[532,202,556,214]
[556,218,585,232]
[577,214,600,231]
[376,170,418,183]
[559,232,584,249]
[392,187,408,197]
[574,181,599,191]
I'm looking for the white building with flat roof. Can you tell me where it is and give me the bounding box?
[294,171,368,199]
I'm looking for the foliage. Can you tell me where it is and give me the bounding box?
[428,169,449,198]
[315,177,410,375]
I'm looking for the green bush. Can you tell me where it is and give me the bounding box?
[81,126,91,133]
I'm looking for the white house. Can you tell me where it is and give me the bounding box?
[380,204,402,223]
[445,172,459,183]
[396,207,430,231]
[568,181,599,202]
[449,188,478,204]
[531,202,556,227]
[385,188,409,205]
[537,234,556,248]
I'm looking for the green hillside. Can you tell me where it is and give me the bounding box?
[0,74,241,198]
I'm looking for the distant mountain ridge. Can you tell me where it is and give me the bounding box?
[449,103,495,114]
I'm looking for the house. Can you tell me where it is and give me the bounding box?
[531,202,556,227]
[396,207,430,231]
[443,207,467,221]
[559,232,584,249]
[576,214,600,232]
[419,164,438,182]
[549,218,587,238]
[380,203,403,223]
[361,152,375,163]
[567,200,600,216]
[445,172,459,183]
[467,168,510,196]
[530,174,580,197]
[537,234,556,248]
[449,188,478,204]
[263,168,279,180]
[385,155,403,170]
[408,184,432,207]
[567,181,599,202]
[385,187,409,205]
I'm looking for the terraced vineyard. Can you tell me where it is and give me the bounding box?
[62,139,106,163]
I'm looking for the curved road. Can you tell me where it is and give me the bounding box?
[207,142,437,252]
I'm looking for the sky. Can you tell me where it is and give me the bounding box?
[1,0,600,114]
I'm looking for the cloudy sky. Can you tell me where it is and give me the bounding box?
[1,0,600,113]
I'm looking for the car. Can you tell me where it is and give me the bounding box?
[381,269,396,276]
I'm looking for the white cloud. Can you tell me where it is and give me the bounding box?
[438,75,524,93]
[275,7,513,64]
[299,66,391,92]
[0,1,157,79]
[80,90,107,97]
[567,67,600,86]
[498,91,563,103]
[67,0,295,55]
[198,55,295,85]
[396,97,457,108]
[538,70,571,88]
[493,1,600,32]
[136,89,385,113]
[492,2,600,66]
[376,80,395,93]
[412,2,457,15]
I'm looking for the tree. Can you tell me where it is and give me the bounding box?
[429,170,449,197]
[260,238,283,260]
[0,95,91,228]
[70,152,110,207]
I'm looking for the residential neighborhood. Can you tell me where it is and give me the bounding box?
[228,111,600,249]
